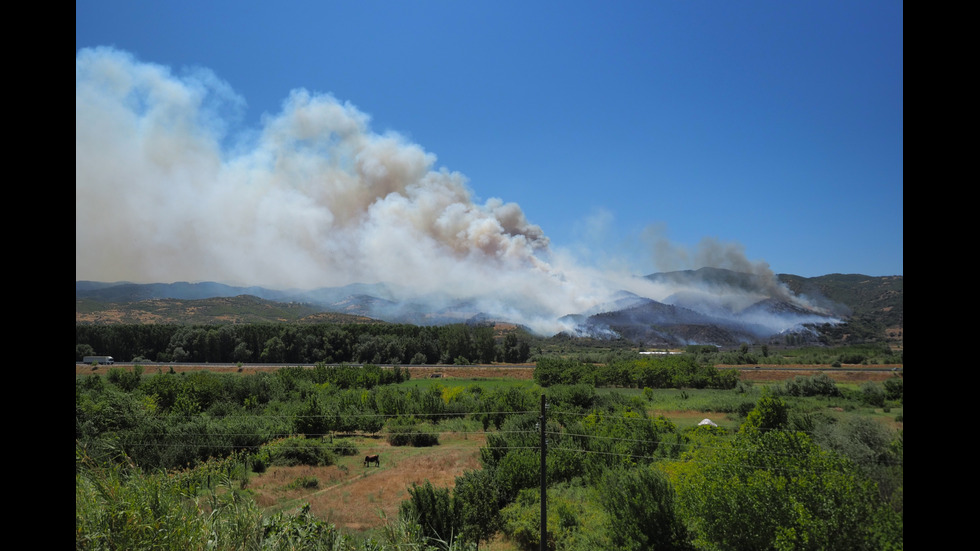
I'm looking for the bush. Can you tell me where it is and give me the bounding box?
[500,484,613,551]
[782,373,841,397]
[286,476,320,490]
[331,439,359,456]
[883,376,903,401]
[736,401,757,418]
[386,418,440,447]
[107,365,143,392]
[255,436,336,467]
[860,382,886,407]
[399,481,459,546]
[598,467,689,550]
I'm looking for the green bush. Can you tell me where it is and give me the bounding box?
[399,481,459,547]
[883,376,903,401]
[255,436,336,467]
[386,418,440,447]
[598,467,690,550]
[106,365,143,392]
[860,382,886,407]
[782,373,841,397]
[286,476,320,490]
[331,439,360,456]
[500,484,613,551]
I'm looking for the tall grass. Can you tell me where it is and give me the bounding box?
[76,446,466,550]
[75,449,262,550]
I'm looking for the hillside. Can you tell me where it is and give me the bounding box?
[778,273,903,324]
[778,273,903,348]
[75,295,379,325]
[76,271,903,347]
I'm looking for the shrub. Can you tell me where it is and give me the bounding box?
[598,467,689,550]
[399,481,459,547]
[255,436,336,467]
[883,376,903,401]
[386,418,440,447]
[286,476,319,490]
[783,373,841,397]
[860,382,886,407]
[107,365,143,392]
[331,439,359,456]
[736,401,758,418]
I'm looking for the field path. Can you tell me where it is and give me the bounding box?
[250,432,486,530]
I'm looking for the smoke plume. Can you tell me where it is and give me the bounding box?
[76,47,825,335]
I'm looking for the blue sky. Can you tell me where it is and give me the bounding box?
[76,1,902,280]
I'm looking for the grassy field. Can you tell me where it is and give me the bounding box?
[247,425,489,543]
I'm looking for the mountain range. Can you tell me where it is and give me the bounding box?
[75,269,903,347]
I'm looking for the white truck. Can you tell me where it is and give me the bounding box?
[82,355,114,365]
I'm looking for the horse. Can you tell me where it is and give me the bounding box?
[364,454,380,467]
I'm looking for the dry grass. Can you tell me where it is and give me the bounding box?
[249,432,486,532]
[730,366,902,383]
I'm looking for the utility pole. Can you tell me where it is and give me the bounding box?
[540,393,547,551]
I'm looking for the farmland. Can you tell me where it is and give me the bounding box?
[76,358,903,550]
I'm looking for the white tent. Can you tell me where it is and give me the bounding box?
[698,418,718,427]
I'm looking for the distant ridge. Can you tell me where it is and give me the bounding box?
[76,270,902,346]
[75,294,379,325]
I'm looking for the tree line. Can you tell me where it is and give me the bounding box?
[533,355,740,389]
[76,322,532,365]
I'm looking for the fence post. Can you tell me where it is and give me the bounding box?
[540,393,547,551]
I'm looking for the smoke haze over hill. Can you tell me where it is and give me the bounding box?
[76,47,833,336]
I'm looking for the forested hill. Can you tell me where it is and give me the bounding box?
[778,273,903,323]
[778,273,903,345]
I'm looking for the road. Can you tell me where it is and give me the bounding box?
[76,362,900,382]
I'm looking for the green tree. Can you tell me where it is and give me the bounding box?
[439,325,471,364]
[743,389,789,434]
[598,466,691,551]
[674,400,901,550]
[260,336,286,363]
[882,376,903,401]
[472,325,497,364]
[453,468,501,548]
[232,341,253,363]
[77,343,96,361]
[400,481,460,548]
[294,392,329,437]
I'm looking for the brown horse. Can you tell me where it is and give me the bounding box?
[364,454,380,467]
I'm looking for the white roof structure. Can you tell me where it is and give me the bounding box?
[698,418,718,427]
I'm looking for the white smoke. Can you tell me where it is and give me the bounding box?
[76,47,827,335]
